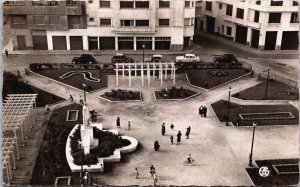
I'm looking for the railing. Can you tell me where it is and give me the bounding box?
[4,1,24,6]
[258,72,298,88]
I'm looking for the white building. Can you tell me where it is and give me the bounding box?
[200,0,299,50]
[4,0,196,51]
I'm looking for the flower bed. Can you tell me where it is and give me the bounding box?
[100,89,142,101]
[154,86,198,100]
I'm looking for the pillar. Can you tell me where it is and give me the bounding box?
[82,36,88,50]
[170,63,173,80]
[66,36,70,50]
[275,30,283,50]
[246,27,252,46]
[115,36,118,50]
[97,37,100,50]
[141,63,144,86]
[164,62,168,79]
[153,62,156,79]
[133,37,137,50]
[160,64,163,86]
[122,64,125,80]
[47,34,53,50]
[147,64,150,86]
[135,62,137,78]
[173,65,176,86]
[129,64,132,86]
[116,65,119,86]
[152,37,155,50]
[12,150,16,169]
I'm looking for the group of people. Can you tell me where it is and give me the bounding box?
[115,116,131,130]
[199,105,208,118]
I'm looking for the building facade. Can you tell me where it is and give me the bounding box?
[201,0,299,50]
[4,0,196,51]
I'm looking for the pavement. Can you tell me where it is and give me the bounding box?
[2,25,299,186]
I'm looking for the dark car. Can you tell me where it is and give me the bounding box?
[111,53,134,63]
[72,54,96,64]
[214,54,238,64]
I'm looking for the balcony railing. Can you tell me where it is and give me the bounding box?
[113,27,156,34]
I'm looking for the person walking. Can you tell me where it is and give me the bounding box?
[116,116,121,128]
[128,121,131,130]
[69,95,74,102]
[185,128,190,139]
[203,106,207,118]
[161,123,166,136]
[79,96,84,105]
[187,126,191,134]
[150,165,156,178]
[177,131,182,144]
[170,124,174,130]
[154,140,160,151]
[199,105,204,117]
[170,135,174,145]
[5,49,8,57]
[135,168,139,179]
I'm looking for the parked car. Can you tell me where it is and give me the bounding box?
[144,54,166,62]
[176,53,200,63]
[72,54,96,64]
[214,54,239,64]
[111,53,134,63]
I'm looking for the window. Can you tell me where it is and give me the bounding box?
[136,20,149,26]
[254,11,260,22]
[226,26,232,35]
[121,20,134,26]
[50,16,60,24]
[89,17,94,22]
[271,0,283,6]
[34,16,44,25]
[218,3,222,9]
[12,16,26,24]
[120,1,134,8]
[293,1,298,6]
[88,0,93,3]
[290,13,299,23]
[236,8,244,19]
[185,1,190,8]
[184,18,190,26]
[255,1,261,5]
[226,4,233,16]
[159,19,169,26]
[206,1,212,11]
[100,18,111,26]
[159,0,170,8]
[269,13,281,23]
[135,1,149,8]
[99,1,110,8]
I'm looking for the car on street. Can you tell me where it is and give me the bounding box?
[111,53,134,63]
[72,54,96,64]
[144,54,166,62]
[176,53,200,63]
[214,54,239,64]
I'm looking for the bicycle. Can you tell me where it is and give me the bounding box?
[183,158,196,166]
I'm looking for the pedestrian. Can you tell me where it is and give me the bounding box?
[185,128,190,139]
[5,49,8,57]
[83,169,90,185]
[79,96,84,105]
[170,124,174,130]
[187,126,191,134]
[161,123,166,136]
[153,173,158,186]
[116,116,121,128]
[199,105,203,116]
[203,106,207,118]
[45,104,50,113]
[150,165,156,178]
[154,140,160,151]
[177,131,182,144]
[128,121,131,130]
[135,168,139,179]
[170,135,173,145]
[69,95,74,102]
[156,72,159,79]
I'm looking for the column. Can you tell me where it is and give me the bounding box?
[141,64,144,86]
[116,65,119,86]
[275,30,283,51]
[164,62,168,79]
[133,37,137,50]
[46,34,53,50]
[82,36,88,50]
[170,63,173,80]
[12,150,16,169]
[246,27,252,46]
[160,63,163,86]
[173,64,176,86]
[152,37,155,50]
[122,64,125,80]
[135,62,137,78]
[129,65,131,86]
[97,37,100,50]
[115,36,118,50]
[153,63,156,79]
[147,63,150,86]
[66,36,70,50]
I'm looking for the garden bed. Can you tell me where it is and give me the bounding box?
[186,68,251,90]
[210,100,299,126]
[3,71,65,107]
[154,86,199,100]
[100,89,142,101]
[232,81,299,100]
[31,69,108,93]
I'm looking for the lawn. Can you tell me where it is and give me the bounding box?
[154,87,198,100]
[246,159,299,186]
[232,81,299,100]
[186,68,251,89]
[3,71,65,107]
[211,100,299,126]
[34,69,108,92]
[30,103,83,185]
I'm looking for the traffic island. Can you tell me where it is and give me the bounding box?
[99,89,142,102]
[210,100,299,126]
[154,86,199,100]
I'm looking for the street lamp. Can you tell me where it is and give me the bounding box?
[82,83,86,102]
[142,44,145,64]
[248,123,257,167]
[264,65,271,99]
[78,139,84,185]
[225,87,231,126]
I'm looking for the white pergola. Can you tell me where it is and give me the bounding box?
[3,94,37,141]
[2,137,20,184]
[115,61,176,87]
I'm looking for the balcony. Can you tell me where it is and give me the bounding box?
[248,4,298,12]
[268,23,281,28]
[113,27,156,34]
[3,5,27,15]
[247,21,261,29]
[66,6,82,15]
[28,23,69,30]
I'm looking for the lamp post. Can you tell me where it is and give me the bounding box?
[225,87,231,126]
[142,44,145,64]
[82,83,86,102]
[264,65,271,99]
[78,139,84,185]
[248,123,257,167]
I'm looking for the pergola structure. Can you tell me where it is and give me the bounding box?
[3,94,37,141]
[115,61,176,87]
[2,137,20,184]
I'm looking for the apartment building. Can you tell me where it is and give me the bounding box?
[4,0,196,51]
[201,0,299,50]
